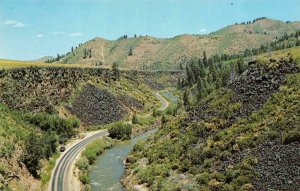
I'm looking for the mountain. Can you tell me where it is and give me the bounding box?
[122,48,300,191]
[31,56,54,63]
[57,18,300,70]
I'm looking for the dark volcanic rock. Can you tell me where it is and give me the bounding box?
[253,141,300,191]
[118,94,144,110]
[69,84,126,125]
[0,67,112,113]
[184,58,300,128]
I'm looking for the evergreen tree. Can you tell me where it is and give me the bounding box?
[191,59,200,82]
[186,64,195,86]
[237,58,245,75]
[89,49,92,58]
[161,115,168,125]
[129,47,133,56]
[132,114,139,124]
[183,88,191,108]
[203,51,208,67]
[83,49,87,59]
[198,59,205,78]
[196,79,203,93]
[112,62,121,81]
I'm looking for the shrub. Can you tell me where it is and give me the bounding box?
[21,132,46,178]
[0,141,15,158]
[282,130,300,144]
[24,113,79,142]
[75,158,89,171]
[79,174,90,185]
[197,172,210,184]
[108,123,132,140]
[152,109,162,117]
[132,114,139,124]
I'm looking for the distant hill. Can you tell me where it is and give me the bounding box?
[32,56,54,63]
[57,18,300,70]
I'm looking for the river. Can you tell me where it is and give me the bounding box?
[89,129,156,191]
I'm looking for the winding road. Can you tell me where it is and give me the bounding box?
[49,92,169,191]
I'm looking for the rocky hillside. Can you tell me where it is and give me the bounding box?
[57,18,300,70]
[0,66,180,190]
[122,56,300,190]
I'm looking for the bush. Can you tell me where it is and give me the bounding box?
[82,137,114,164]
[197,172,210,184]
[152,109,162,117]
[25,113,79,142]
[79,174,90,185]
[75,158,89,171]
[21,132,46,178]
[282,130,300,144]
[0,141,15,158]
[132,114,139,124]
[108,123,132,140]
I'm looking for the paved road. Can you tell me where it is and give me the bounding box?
[49,130,108,191]
[154,92,169,111]
[49,92,169,191]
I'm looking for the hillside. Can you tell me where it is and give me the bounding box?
[0,66,179,190]
[122,48,300,190]
[56,18,300,70]
[32,56,54,63]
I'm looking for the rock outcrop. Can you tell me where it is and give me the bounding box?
[0,67,112,113]
[185,58,299,127]
[68,84,126,125]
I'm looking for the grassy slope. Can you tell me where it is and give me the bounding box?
[0,66,163,190]
[0,59,111,69]
[58,19,300,70]
[122,50,300,190]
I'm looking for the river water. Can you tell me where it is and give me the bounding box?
[89,129,156,191]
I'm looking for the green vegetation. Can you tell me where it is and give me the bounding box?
[0,103,80,191]
[24,113,79,143]
[21,113,80,178]
[123,56,300,190]
[75,137,115,191]
[112,62,121,81]
[108,123,132,140]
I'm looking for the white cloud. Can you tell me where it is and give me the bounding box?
[53,31,65,35]
[4,20,26,28]
[69,32,83,37]
[36,34,44,38]
[199,28,207,34]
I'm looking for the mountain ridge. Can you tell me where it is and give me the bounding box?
[49,18,300,70]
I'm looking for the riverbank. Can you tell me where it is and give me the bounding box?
[73,91,170,190]
[89,129,157,191]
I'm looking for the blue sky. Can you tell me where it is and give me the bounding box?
[1,0,300,60]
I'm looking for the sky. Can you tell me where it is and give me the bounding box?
[1,0,300,60]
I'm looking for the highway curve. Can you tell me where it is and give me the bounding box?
[49,92,169,191]
[49,130,108,191]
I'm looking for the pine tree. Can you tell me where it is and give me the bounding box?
[161,115,168,125]
[129,47,133,56]
[112,62,121,81]
[237,58,244,75]
[203,51,208,67]
[83,49,87,59]
[132,114,139,124]
[183,88,191,108]
[186,64,195,86]
[89,49,92,58]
